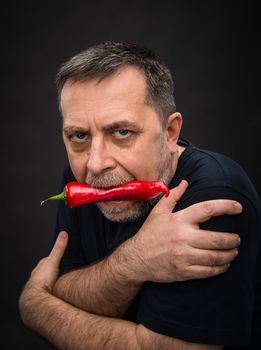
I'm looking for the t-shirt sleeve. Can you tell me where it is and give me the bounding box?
[136,186,260,346]
[52,166,88,274]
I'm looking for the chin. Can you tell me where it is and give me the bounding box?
[96,200,151,223]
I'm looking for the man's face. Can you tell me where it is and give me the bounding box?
[61,67,176,222]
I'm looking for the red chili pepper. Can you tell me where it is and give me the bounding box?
[41,180,170,208]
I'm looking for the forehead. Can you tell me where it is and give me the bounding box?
[60,66,160,128]
[61,66,146,108]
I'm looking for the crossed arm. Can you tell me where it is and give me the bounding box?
[19,181,241,349]
[19,231,225,350]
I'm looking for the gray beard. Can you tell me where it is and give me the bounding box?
[85,147,173,223]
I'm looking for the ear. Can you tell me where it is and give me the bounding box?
[166,112,182,153]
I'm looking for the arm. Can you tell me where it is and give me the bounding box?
[54,181,241,317]
[53,244,142,317]
[19,232,223,350]
[135,187,259,345]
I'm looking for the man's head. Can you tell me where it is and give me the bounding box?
[56,41,176,127]
[57,42,183,222]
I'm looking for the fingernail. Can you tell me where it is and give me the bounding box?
[59,232,67,240]
[234,202,242,212]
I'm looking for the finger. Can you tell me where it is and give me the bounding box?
[49,231,68,264]
[185,264,231,280]
[154,180,189,213]
[179,199,242,224]
[190,230,241,250]
[188,248,238,266]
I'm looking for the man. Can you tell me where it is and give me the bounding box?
[19,42,260,349]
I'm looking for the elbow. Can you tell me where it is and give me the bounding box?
[134,324,147,350]
[18,288,31,327]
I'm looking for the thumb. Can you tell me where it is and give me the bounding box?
[154,180,188,213]
[49,231,68,264]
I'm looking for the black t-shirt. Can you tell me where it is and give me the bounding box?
[53,140,261,348]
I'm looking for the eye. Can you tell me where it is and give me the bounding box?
[70,132,89,143]
[114,129,131,139]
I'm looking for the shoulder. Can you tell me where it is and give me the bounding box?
[178,142,247,185]
[174,141,261,210]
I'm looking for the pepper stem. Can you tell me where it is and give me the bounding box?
[40,191,66,206]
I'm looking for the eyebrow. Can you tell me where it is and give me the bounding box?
[102,120,139,132]
[63,120,141,134]
[62,126,89,134]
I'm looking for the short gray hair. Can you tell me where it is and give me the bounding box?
[56,41,176,125]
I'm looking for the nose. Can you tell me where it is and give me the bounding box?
[86,138,116,175]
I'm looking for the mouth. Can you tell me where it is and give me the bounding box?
[90,181,135,206]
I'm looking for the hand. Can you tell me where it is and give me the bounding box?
[126,180,241,283]
[19,231,68,327]
[24,231,68,293]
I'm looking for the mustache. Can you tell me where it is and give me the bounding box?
[85,172,135,188]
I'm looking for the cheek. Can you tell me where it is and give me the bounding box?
[138,153,163,180]
[117,143,163,181]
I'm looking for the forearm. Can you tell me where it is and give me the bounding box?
[54,237,143,317]
[19,284,222,350]
[19,282,139,350]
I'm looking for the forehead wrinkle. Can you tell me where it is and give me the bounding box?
[62,67,147,109]
[61,67,156,132]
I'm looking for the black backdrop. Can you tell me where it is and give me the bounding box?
[2,2,260,349]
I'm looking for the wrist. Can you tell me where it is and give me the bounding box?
[113,234,148,285]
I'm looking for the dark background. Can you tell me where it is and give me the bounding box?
[2,1,260,349]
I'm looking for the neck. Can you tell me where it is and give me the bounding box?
[171,144,186,179]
